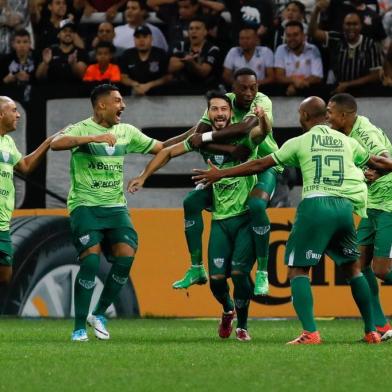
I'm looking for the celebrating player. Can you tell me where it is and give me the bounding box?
[327,93,392,341]
[0,96,57,311]
[128,91,269,341]
[50,84,163,341]
[193,96,392,344]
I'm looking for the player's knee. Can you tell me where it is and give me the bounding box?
[287,267,310,280]
[183,192,205,215]
[209,275,226,294]
[80,244,101,259]
[373,264,391,281]
[341,261,362,280]
[0,266,12,284]
[247,196,268,215]
[111,243,136,258]
[79,253,100,276]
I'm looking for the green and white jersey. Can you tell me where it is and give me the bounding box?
[0,135,22,230]
[199,92,281,163]
[64,118,156,213]
[349,115,392,212]
[272,125,369,217]
[184,135,257,221]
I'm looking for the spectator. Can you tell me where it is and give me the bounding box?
[309,4,383,94]
[83,41,121,82]
[88,22,121,60]
[79,0,127,23]
[120,24,171,95]
[274,21,323,96]
[168,17,220,92]
[223,26,274,89]
[0,0,31,55]
[35,0,84,51]
[381,41,392,86]
[1,29,37,103]
[36,20,88,83]
[113,0,168,52]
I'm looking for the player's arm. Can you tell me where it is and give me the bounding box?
[192,155,276,186]
[163,126,197,148]
[127,142,187,193]
[50,132,116,150]
[366,155,392,171]
[308,0,329,44]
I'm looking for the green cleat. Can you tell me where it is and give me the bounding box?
[172,265,208,289]
[254,271,269,296]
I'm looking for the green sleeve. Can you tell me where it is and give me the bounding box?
[12,141,22,166]
[63,123,81,137]
[126,125,156,154]
[271,137,300,167]
[361,128,389,156]
[351,139,370,167]
[183,138,194,152]
[199,109,211,125]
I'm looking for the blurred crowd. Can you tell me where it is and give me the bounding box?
[1,0,392,104]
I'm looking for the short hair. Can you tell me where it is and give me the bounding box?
[206,90,232,109]
[95,41,115,53]
[128,0,148,11]
[12,29,31,40]
[179,0,199,4]
[344,11,363,24]
[286,1,306,15]
[329,93,358,113]
[189,16,207,28]
[239,25,257,34]
[233,67,257,80]
[285,20,304,32]
[90,84,119,107]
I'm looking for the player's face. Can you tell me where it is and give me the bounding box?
[134,34,152,52]
[0,100,20,133]
[233,75,258,109]
[188,21,207,44]
[126,1,144,24]
[178,0,198,20]
[12,36,31,56]
[97,23,115,42]
[283,3,303,22]
[58,27,74,45]
[96,48,112,65]
[239,29,258,51]
[285,26,304,50]
[49,0,67,17]
[208,98,231,130]
[100,91,125,126]
[326,101,346,130]
[343,14,362,42]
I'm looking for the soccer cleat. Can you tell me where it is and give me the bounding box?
[87,314,110,340]
[254,271,269,296]
[71,329,88,342]
[218,310,235,339]
[172,265,208,289]
[287,330,322,345]
[376,322,392,342]
[363,331,381,344]
[235,328,252,342]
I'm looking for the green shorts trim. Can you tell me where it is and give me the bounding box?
[357,209,392,258]
[285,197,359,267]
[70,206,138,255]
[208,213,255,276]
[0,230,13,266]
[254,167,277,197]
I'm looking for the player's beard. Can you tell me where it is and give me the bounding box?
[213,116,229,130]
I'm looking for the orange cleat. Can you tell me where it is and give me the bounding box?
[376,322,392,341]
[287,330,322,345]
[363,331,381,344]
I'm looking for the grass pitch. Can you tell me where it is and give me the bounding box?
[0,318,390,392]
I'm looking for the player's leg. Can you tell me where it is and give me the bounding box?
[208,220,235,338]
[247,168,277,296]
[231,215,256,342]
[357,214,389,333]
[173,187,211,289]
[0,231,14,313]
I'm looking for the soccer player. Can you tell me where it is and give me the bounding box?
[193,96,392,344]
[128,91,268,341]
[326,93,392,341]
[50,84,163,341]
[168,67,280,297]
[0,96,57,310]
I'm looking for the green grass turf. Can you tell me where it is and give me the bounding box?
[0,318,390,392]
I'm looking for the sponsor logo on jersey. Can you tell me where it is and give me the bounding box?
[0,170,12,179]
[79,234,90,245]
[91,179,121,189]
[213,258,225,268]
[252,225,270,235]
[78,278,96,289]
[105,146,116,156]
[214,155,224,165]
[311,134,343,149]
[1,151,10,162]
[88,161,123,172]
[305,250,322,261]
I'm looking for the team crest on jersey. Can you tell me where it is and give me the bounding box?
[214,155,224,165]
[79,234,90,245]
[105,146,115,155]
[1,151,10,162]
[213,258,224,268]
[149,61,159,73]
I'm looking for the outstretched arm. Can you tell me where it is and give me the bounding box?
[50,133,116,151]
[192,155,276,186]
[127,142,187,193]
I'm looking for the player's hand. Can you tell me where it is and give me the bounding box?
[134,83,151,96]
[192,159,222,187]
[92,133,116,146]
[286,84,297,96]
[106,5,117,22]
[127,177,145,194]
[333,82,350,94]
[189,133,204,148]
[15,71,30,82]
[364,168,382,183]
[231,144,251,162]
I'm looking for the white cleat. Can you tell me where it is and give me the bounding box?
[87,315,110,340]
[380,329,392,342]
[71,329,88,342]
